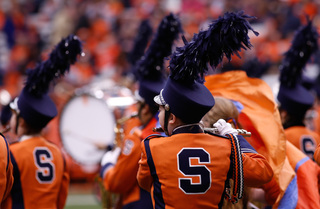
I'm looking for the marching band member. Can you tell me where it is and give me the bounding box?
[204,97,320,209]
[0,101,14,208]
[0,103,18,144]
[7,35,83,209]
[0,125,13,208]
[205,18,320,209]
[100,13,182,209]
[137,11,273,209]
[277,19,320,161]
[275,19,320,208]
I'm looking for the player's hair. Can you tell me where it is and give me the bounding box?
[278,105,306,129]
[202,97,240,128]
[23,120,43,135]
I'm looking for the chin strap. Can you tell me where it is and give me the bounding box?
[137,102,145,120]
[15,114,20,135]
[163,104,171,136]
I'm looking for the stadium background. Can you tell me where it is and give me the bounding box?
[0,0,319,208]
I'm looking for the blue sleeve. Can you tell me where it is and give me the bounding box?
[100,163,115,178]
[10,152,25,208]
[237,135,257,153]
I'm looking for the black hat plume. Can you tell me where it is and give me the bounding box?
[134,13,183,81]
[24,35,83,97]
[279,19,319,88]
[128,19,153,67]
[169,11,259,84]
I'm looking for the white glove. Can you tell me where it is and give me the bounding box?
[213,119,238,136]
[101,147,121,167]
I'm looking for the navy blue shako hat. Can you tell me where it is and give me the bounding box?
[154,11,259,124]
[277,20,318,115]
[11,35,83,129]
[134,13,182,111]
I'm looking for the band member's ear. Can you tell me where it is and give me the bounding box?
[168,113,176,125]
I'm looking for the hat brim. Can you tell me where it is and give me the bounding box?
[154,95,162,105]
[134,90,144,103]
[10,97,19,113]
[154,90,166,106]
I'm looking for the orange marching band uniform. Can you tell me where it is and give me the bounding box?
[102,117,158,208]
[0,133,13,209]
[285,127,320,161]
[8,136,69,209]
[138,131,273,208]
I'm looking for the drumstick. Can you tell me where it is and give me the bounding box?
[62,130,115,150]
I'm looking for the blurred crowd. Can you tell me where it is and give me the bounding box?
[0,0,320,180]
[0,0,319,94]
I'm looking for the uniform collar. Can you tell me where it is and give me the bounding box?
[172,123,204,135]
[20,134,40,142]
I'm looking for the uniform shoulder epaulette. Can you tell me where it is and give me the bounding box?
[132,127,142,138]
[204,130,229,139]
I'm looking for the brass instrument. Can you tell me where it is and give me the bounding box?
[116,113,138,125]
[152,127,164,132]
[204,127,251,137]
[98,112,138,209]
[114,113,138,148]
[153,127,251,137]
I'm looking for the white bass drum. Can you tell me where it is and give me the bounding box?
[59,79,135,171]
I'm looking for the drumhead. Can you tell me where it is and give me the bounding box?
[59,94,116,166]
